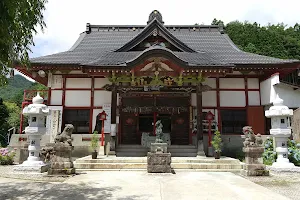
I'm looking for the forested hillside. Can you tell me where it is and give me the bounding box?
[0,75,33,102]
[212,18,300,60]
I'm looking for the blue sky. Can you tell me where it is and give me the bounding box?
[19,0,300,80]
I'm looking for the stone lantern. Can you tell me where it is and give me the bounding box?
[265,95,295,168]
[18,93,50,172]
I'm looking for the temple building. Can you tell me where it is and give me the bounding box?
[15,10,300,157]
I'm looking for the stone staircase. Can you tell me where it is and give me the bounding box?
[116,145,148,157]
[74,156,243,172]
[116,145,197,157]
[168,145,197,157]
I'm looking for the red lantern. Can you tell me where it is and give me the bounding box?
[98,111,107,121]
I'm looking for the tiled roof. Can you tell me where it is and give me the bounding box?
[30,18,299,67]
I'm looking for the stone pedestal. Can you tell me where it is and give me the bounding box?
[241,147,269,176]
[48,143,75,175]
[147,152,171,173]
[147,142,171,173]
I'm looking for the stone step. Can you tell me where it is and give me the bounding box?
[168,148,197,153]
[74,163,146,169]
[74,162,242,170]
[75,157,241,164]
[169,152,197,157]
[116,152,147,157]
[168,145,197,149]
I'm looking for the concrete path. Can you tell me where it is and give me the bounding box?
[0,171,290,200]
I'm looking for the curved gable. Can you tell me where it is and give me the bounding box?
[116,19,196,53]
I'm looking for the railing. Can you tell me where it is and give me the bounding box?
[280,69,300,86]
[23,90,49,101]
[0,127,16,146]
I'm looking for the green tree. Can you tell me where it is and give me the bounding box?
[0,0,47,86]
[0,98,9,146]
[4,101,21,129]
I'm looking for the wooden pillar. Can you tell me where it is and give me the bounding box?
[110,83,117,153]
[111,83,117,124]
[196,83,203,141]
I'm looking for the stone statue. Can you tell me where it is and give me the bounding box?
[54,124,74,146]
[241,126,268,176]
[242,126,263,147]
[155,120,164,143]
[40,146,55,162]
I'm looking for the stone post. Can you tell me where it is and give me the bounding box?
[14,93,50,172]
[265,95,295,168]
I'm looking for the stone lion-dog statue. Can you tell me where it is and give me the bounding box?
[54,124,74,146]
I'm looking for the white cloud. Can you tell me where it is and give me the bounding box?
[30,0,300,58]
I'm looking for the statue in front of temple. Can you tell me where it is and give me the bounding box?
[155,120,164,143]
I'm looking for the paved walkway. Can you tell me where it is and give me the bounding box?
[0,171,290,200]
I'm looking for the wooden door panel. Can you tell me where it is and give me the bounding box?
[121,114,139,144]
[247,106,265,134]
[171,113,189,145]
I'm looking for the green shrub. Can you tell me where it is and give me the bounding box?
[263,138,300,166]
[211,130,222,152]
[263,138,276,165]
[288,140,300,166]
[0,147,15,165]
[91,131,99,152]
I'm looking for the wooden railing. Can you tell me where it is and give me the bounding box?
[23,90,49,101]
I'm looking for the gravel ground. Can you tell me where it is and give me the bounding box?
[242,171,300,200]
[0,165,72,182]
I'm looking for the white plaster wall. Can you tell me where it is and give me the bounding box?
[94,78,111,88]
[66,78,91,88]
[50,90,63,105]
[51,75,62,89]
[65,91,91,107]
[274,84,300,108]
[248,91,260,106]
[203,78,216,88]
[220,91,246,107]
[94,91,112,107]
[260,75,280,105]
[191,91,217,107]
[92,109,103,132]
[202,91,217,107]
[248,78,259,89]
[220,78,245,89]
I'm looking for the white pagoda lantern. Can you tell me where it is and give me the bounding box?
[265,95,295,168]
[21,93,50,171]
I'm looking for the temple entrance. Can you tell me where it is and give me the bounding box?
[120,94,190,145]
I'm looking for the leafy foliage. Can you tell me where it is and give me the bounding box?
[211,19,300,60]
[0,147,16,165]
[263,138,300,166]
[211,130,222,152]
[91,131,99,151]
[263,138,276,165]
[0,0,47,86]
[288,140,300,166]
[0,99,9,146]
